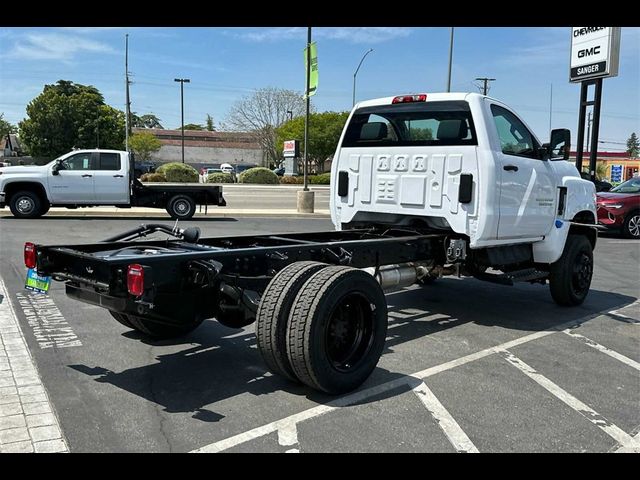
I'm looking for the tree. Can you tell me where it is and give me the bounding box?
[226,87,308,164]
[129,131,162,162]
[19,80,125,158]
[627,132,639,159]
[206,114,215,131]
[182,123,205,131]
[131,113,164,129]
[0,113,17,140]
[275,111,349,172]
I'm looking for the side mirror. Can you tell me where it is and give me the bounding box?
[549,129,570,160]
[52,162,61,175]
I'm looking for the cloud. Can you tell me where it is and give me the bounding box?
[231,27,413,44]
[3,32,115,62]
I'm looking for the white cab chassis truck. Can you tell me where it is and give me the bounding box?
[27,93,597,395]
[0,149,226,219]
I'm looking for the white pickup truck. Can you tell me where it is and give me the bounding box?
[28,93,598,394]
[0,149,226,219]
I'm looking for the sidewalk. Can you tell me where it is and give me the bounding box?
[0,207,331,219]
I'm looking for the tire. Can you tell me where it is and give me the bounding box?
[112,312,203,339]
[549,235,593,306]
[256,261,328,382]
[40,202,51,216]
[108,311,135,329]
[9,191,43,219]
[286,266,388,394]
[622,211,640,239]
[215,308,255,329]
[166,195,196,220]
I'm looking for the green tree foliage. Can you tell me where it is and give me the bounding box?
[627,132,639,159]
[182,123,205,131]
[0,113,17,139]
[275,111,349,172]
[238,167,279,184]
[156,162,199,182]
[309,173,331,184]
[129,131,162,162]
[206,114,215,131]
[131,113,164,129]
[19,80,125,158]
[207,172,235,183]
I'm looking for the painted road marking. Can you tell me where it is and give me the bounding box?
[412,381,479,453]
[614,431,640,453]
[563,329,640,372]
[192,302,628,453]
[498,349,639,451]
[0,277,68,453]
[15,292,81,349]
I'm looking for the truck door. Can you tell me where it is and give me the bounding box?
[490,103,556,239]
[47,151,95,203]
[93,152,129,204]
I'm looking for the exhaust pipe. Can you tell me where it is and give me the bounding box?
[362,262,430,292]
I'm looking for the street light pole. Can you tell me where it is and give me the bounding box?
[353,48,373,107]
[446,27,454,92]
[287,110,293,121]
[174,78,190,163]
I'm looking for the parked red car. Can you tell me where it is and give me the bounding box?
[596,177,640,238]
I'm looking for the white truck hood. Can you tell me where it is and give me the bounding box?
[0,165,49,176]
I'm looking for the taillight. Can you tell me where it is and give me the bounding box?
[392,94,427,104]
[24,242,37,269]
[127,264,145,296]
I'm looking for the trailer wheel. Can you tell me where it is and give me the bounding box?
[286,266,388,394]
[549,234,593,306]
[9,191,43,219]
[167,195,196,220]
[256,261,328,382]
[108,311,135,329]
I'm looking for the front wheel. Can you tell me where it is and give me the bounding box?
[166,195,196,219]
[548,235,593,306]
[9,191,43,219]
[623,211,640,239]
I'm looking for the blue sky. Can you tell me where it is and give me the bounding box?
[1,27,638,151]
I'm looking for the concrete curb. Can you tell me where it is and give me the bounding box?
[0,209,331,219]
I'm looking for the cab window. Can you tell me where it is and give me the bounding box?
[491,104,539,159]
[61,153,92,170]
[98,153,121,170]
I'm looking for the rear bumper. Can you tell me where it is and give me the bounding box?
[66,284,128,312]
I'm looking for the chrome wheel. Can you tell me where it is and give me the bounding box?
[627,214,640,238]
[16,196,35,215]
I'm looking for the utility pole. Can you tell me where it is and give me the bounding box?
[446,27,454,92]
[475,77,496,95]
[125,34,132,152]
[303,27,311,192]
[549,83,553,134]
[174,78,190,164]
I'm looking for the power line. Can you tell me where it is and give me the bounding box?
[474,77,496,95]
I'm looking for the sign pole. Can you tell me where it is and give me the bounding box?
[575,81,589,173]
[588,78,604,182]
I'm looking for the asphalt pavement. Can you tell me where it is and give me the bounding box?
[0,216,638,453]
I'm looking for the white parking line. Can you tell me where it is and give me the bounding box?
[0,277,68,453]
[563,329,640,372]
[498,349,639,451]
[412,381,479,453]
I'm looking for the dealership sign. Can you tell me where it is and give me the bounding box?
[283,140,299,158]
[570,27,621,82]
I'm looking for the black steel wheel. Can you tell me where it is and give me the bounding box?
[167,195,196,220]
[9,191,43,219]
[549,235,593,306]
[256,261,328,382]
[286,266,388,394]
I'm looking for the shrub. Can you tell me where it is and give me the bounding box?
[156,162,199,182]
[309,173,331,185]
[279,175,304,184]
[238,167,279,185]
[207,172,235,183]
[140,172,167,182]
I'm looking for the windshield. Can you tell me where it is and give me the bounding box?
[611,177,640,194]
[342,101,477,148]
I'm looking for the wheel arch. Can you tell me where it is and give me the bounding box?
[570,210,597,250]
[4,181,49,205]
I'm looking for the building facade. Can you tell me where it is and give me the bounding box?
[135,128,264,167]
[570,151,640,183]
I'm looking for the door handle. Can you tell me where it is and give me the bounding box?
[113,174,124,178]
[82,174,93,178]
[503,165,519,172]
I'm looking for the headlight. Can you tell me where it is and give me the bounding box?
[606,203,624,209]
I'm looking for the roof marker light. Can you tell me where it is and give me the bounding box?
[392,94,427,104]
